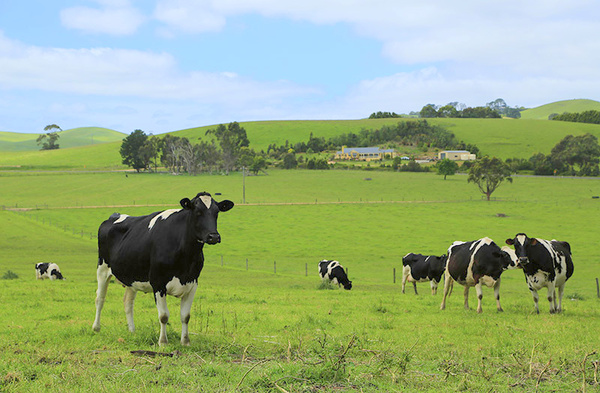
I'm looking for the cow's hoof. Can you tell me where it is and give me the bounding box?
[497,308,504,312]
[92,323,101,332]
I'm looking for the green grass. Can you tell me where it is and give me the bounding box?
[1,169,600,391]
[520,99,600,120]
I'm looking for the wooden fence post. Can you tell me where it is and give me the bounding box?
[596,278,599,298]
[393,268,396,283]
[274,261,276,274]
[305,263,308,276]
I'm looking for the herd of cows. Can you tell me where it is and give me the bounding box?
[320,235,575,315]
[34,192,575,346]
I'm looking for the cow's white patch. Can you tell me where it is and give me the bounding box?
[465,238,492,285]
[479,275,497,287]
[501,246,519,269]
[516,234,527,247]
[130,281,153,293]
[148,209,181,230]
[165,277,198,298]
[200,195,212,209]
[114,214,129,224]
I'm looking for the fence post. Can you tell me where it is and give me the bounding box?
[274,261,276,274]
[393,267,396,283]
[221,255,223,267]
[596,278,599,298]
[305,263,308,276]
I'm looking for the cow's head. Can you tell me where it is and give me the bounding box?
[505,233,536,267]
[180,192,234,244]
[500,246,520,269]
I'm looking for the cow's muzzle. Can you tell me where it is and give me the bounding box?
[205,233,221,244]
[518,257,529,267]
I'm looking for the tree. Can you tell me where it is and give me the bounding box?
[120,129,149,172]
[420,104,438,118]
[550,133,600,175]
[205,122,250,174]
[249,156,267,174]
[282,152,298,169]
[37,124,62,150]
[436,158,459,179]
[467,156,513,200]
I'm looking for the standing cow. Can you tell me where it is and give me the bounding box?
[92,192,234,346]
[318,260,352,290]
[440,238,518,313]
[505,233,574,314]
[35,263,65,280]
[401,253,447,295]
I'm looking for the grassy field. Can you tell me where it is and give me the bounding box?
[0,127,125,152]
[1,169,600,392]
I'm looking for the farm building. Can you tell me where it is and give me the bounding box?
[335,146,397,161]
[437,150,476,161]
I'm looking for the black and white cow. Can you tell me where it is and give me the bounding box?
[318,260,352,290]
[92,192,234,346]
[35,263,65,280]
[440,238,519,313]
[505,233,574,314]
[401,253,447,295]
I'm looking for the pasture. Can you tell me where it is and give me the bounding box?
[1,169,600,392]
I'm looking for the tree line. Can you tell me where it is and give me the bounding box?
[418,98,522,119]
[550,110,600,124]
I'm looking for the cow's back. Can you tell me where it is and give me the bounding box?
[446,241,474,283]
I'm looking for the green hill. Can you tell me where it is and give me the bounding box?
[520,99,600,120]
[0,127,126,152]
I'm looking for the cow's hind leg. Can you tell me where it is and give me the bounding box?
[464,285,471,311]
[123,287,137,332]
[155,292,170,346]
[440,272,453,310]
[494,277,503,312]
[92,260,112,332]
[179,284,198,346]
[413,282,418,295]
[556,283,566,313]
[546,282,557,313]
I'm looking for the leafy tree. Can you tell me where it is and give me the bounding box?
[467,156,513,200]
[550,133,600,175]
[369,111,401,119]
[205,122,250,174]
[37,124,62,150]
[120,129,149,172]
[436,158,459,179]
[282,152,298,169]
[420,104,439,118]
[250,156,267,174]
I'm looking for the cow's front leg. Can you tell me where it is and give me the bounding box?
[556,284,565,313]
[493,277,503,312]
[463,285,470,311]
[155,292,170,346]
[123,287,137,332]
[529,287,540,314]
[92,261,112,332]
[475,282,484,313]
[430,279,438,296]
[179,283,198,346]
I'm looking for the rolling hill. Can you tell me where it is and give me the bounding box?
[0,127,126,152]
[519,99,600,120]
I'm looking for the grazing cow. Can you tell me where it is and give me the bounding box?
[505,233,574,314]
[440,238,518,313]
[35,263,65,280]
[92,192,234,346]
[401,253,447,295]
[318,260,352,290]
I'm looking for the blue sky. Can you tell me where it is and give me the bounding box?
[1,0,599,134]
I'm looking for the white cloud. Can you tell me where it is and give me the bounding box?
[60,0,146,35]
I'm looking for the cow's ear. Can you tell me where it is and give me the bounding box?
[530,238,538,246]
[180,198,193,210]
[505,238,514,245]
[218,200,234,212]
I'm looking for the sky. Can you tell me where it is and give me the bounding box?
[1,0,599,135]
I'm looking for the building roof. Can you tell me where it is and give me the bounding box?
[440,150,471,153]
[336,147,395,155]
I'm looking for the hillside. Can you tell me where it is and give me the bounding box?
[520,99,600,120]
[0,127,126,152]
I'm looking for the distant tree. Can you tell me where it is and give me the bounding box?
[37,124,62,150]
[205,122,250,174]
[468,157,513,200]
[282,152,298,169]
[550,133,600,175]
[369,111,401,119]
[120,129,149,172]
[436,158,459,179]
[250,156,267,174]
[438,105,458,118]
[420,104,439,118]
